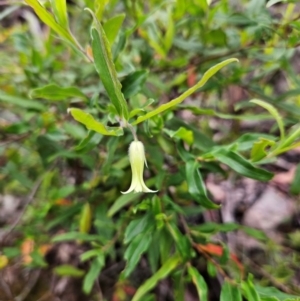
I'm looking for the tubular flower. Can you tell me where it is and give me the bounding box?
[122,140,157,194]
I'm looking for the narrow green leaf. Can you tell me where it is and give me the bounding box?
[158,228,173,264]
[255,285,298,300]
[30,84,88,101]
[103,13,126,45]
[94,0,109,20]
[212,149,273,181]
[139,27,166,57]
[63,121,86,139]
[79,203,92,234]
[164,127,194,146]
[124,213,154,244]
[176,142,198,162]
[52,232,102,242]
[112,29,126,60]
[129,108,145,119]
[132,254,181,301]
[173,268,185,301]
[147,233,161,274]
[261,297,280,301]
[121,70,148,99]
[132,58,238,125]
[186,160,219,209]
[107,193,141,217]
[251,138,275,162]
[50,0,69,28]
[123,233,152,277]
[83,254,105,294]
[174,0,186,18]
[166,222,191,260]
[102,137,119,174]
[182,105,273,121]
[291,164,300,195]
[188,266,208,301]
[86,8,129,120]
[241,275,261,301]
[54,265,85,277]
[0,91,46,111]
[74,131,102,151]
[24,0,75,44]
[250,99,285,140]
[219,243,230,264]
[169,118,215,151]
[91,28,128,118]
[234,133,276,152]
[164,9,174,53]
[80,249,103,262]
[2,247,20,259]
[193,222,238,234]
[241,226,267,241]
[151,196,161,217]
[220,281,242,301]
[277,125,300,151]
[68,108,123,136]
[270,141,300,157]
[207,261,217,277]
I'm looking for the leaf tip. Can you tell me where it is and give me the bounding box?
[84,7,92,13]
[28,91,33,99]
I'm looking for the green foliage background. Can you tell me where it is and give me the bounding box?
[1,0,300,300]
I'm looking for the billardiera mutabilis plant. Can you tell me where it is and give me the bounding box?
[22,1,298,299]
[24,2,241,199]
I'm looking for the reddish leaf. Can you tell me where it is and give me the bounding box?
[55,198,72,206]
[187,65,197,87]
[196,243,244,277]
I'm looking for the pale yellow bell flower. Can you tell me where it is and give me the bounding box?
[122,140,157,194]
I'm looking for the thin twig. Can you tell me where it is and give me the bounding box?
[102,220,126,253]
[0,134,30,147]
[242,255,298,295]
[96,278,104,301]
[0,1,23,5]
[14,269,41,301]
[36,291,52,301]
[2,175,44,242]
[0,271,13,300]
